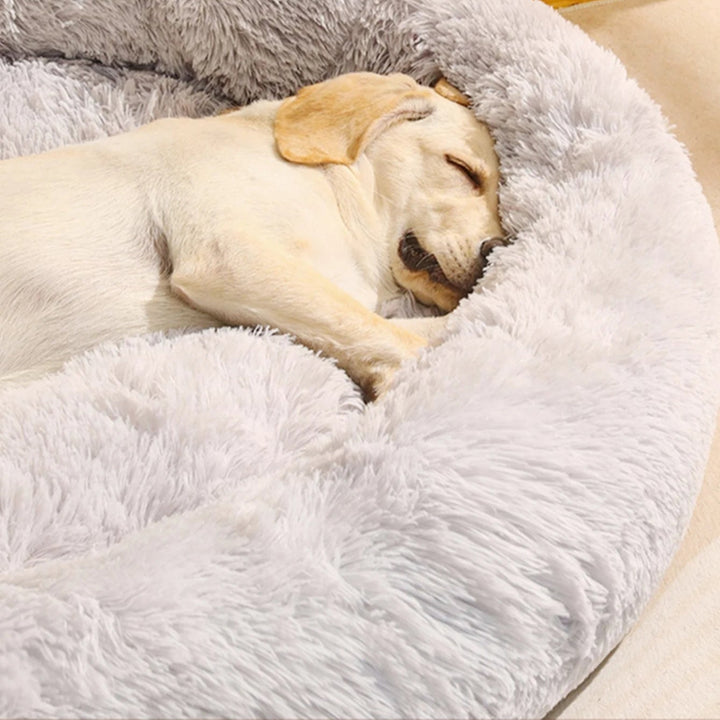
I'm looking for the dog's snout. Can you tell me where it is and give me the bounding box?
[477,236,512,276]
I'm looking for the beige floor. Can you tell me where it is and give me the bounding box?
[547,1,720,717]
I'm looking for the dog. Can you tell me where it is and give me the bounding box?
[0,72,506,399]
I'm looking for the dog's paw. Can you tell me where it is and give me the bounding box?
[361,342,428,403]
[348,323,428,402]
[360,368,393,403]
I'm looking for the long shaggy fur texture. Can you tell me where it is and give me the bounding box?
[1,0,719,717]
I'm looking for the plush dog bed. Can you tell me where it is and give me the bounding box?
[1,0,719,717]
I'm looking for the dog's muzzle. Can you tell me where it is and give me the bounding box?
[399,231,453,287]
[399,231,513,288]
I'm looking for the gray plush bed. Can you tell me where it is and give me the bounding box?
[1,0,719,717]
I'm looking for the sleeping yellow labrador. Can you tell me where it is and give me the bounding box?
[0,72,506,399]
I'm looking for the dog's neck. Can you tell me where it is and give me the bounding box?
[235,100,405,307]
[320,158,402,306]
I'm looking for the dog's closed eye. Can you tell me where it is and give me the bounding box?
[445,154,484,193]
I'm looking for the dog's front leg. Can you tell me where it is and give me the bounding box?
[170,241,426,400]
[390,316,449,345]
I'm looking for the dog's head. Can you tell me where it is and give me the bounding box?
[275,72,507,312]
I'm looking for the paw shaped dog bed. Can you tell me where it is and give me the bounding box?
[1,0,719,717]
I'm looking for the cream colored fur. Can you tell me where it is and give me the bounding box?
[0,72,501,398]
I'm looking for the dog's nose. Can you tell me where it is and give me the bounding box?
[477,236,512,276]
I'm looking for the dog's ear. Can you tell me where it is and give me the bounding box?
[275,72,434,165]
[433,78,471,107]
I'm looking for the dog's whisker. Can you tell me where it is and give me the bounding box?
[417,255,439,271]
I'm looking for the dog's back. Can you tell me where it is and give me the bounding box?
[0,140,214,383]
